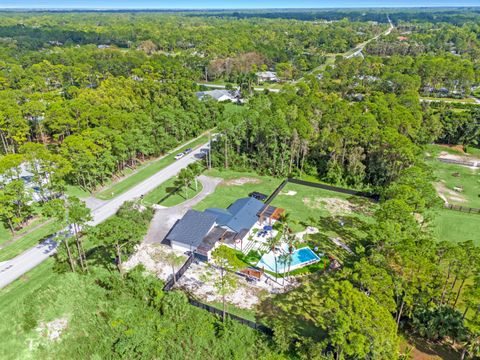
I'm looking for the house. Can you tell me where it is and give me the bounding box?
[165,210,217,253]
[165,197,284,261]
[195,89,240,103]
[256,71,278,83]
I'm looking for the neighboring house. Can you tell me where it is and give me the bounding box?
[195,89,241,103]
[165,197,283,261]
[256,71,278,83]
[0,163,50,203]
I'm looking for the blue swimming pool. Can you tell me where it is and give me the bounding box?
[256,247,321,273]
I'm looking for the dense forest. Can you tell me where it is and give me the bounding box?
[0,8,479,360]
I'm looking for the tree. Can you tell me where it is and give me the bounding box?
[42,198,76,272]
[94,215,142,278]
[68,196,92,272]
[261,276,399,359]
[174,168,194,200]
[209,245,243,321]
[163,252,185,285]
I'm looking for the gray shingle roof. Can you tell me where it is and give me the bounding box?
[205,197,265,233]
[166,210,217,249]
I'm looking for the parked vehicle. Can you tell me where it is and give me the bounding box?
[184,148,192,154]
[174,153,185,160]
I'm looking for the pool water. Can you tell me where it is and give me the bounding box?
[256,247,321,273]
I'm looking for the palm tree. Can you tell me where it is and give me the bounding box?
[267,234,281,279]
[164,252,185,285]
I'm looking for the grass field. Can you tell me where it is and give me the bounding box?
[0,217,49,246]
[143,177,203,207]
[425,145,480,208]
[194,169,283,211]
[96,134,209,200]
[430,209,480,245]
[194,170,376,260]
[0,221,61,262]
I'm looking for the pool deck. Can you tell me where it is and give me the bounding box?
[256,246,321,273]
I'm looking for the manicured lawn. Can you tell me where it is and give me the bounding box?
[270,182,376,231]
[426,158,480,208]
[195,170,375,260]
[0,221,61,262]
[430,209,480,245]
[193,169,283,211]
[96,135,209,200]
[143,177,203,207]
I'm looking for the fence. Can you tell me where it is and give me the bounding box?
[163,254,195,291]
[438,158,479,168]
[264,179,288,205]
[287,178,379,201]
[187,298,273,336]
[444,203,480,215]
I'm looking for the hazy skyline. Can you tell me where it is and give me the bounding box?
[1,0,479,9]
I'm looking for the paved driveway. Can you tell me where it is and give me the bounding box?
[144,175,222,244]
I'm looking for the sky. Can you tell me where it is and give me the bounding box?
[0,0,479,9]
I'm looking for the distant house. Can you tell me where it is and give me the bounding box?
[256,71,278,83]
[0,163,50,203]
[165,197,283,261]
[195,89,241,103]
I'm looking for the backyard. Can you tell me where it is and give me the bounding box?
[194,170,377,263]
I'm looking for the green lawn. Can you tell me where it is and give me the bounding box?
[0,215,54,247]
[0,221,62,262]
[143,177,203,207]
[65,184,90,199]
[430,209,480,245]
[193,169,283,211]
[194,170,375,260]
[96,135,209,200]
[425,157,480,209]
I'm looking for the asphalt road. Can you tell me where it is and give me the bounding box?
[0,143,209,289]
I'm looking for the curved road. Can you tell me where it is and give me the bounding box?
[0,143,209,289]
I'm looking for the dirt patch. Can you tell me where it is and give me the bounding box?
[303,197,362,215]
[124,243,188,281]
[37,317,68,341]
[434,181,467,204]
[438,144,465,153]
[438,151,480,164]
[280,190,297,196]
[222,177,261,186]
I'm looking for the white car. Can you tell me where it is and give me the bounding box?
[174,153,185,160]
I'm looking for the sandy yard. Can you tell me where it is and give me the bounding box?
[174,261,294,310]
[434,181,466,204]
[303,196,365,215]
[222,177,261,186]
[438,151,480,165]
[124,243,188,282]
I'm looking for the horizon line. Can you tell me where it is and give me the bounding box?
[1,6,479,10]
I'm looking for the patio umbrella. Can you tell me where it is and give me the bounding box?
[263,225,273,231]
